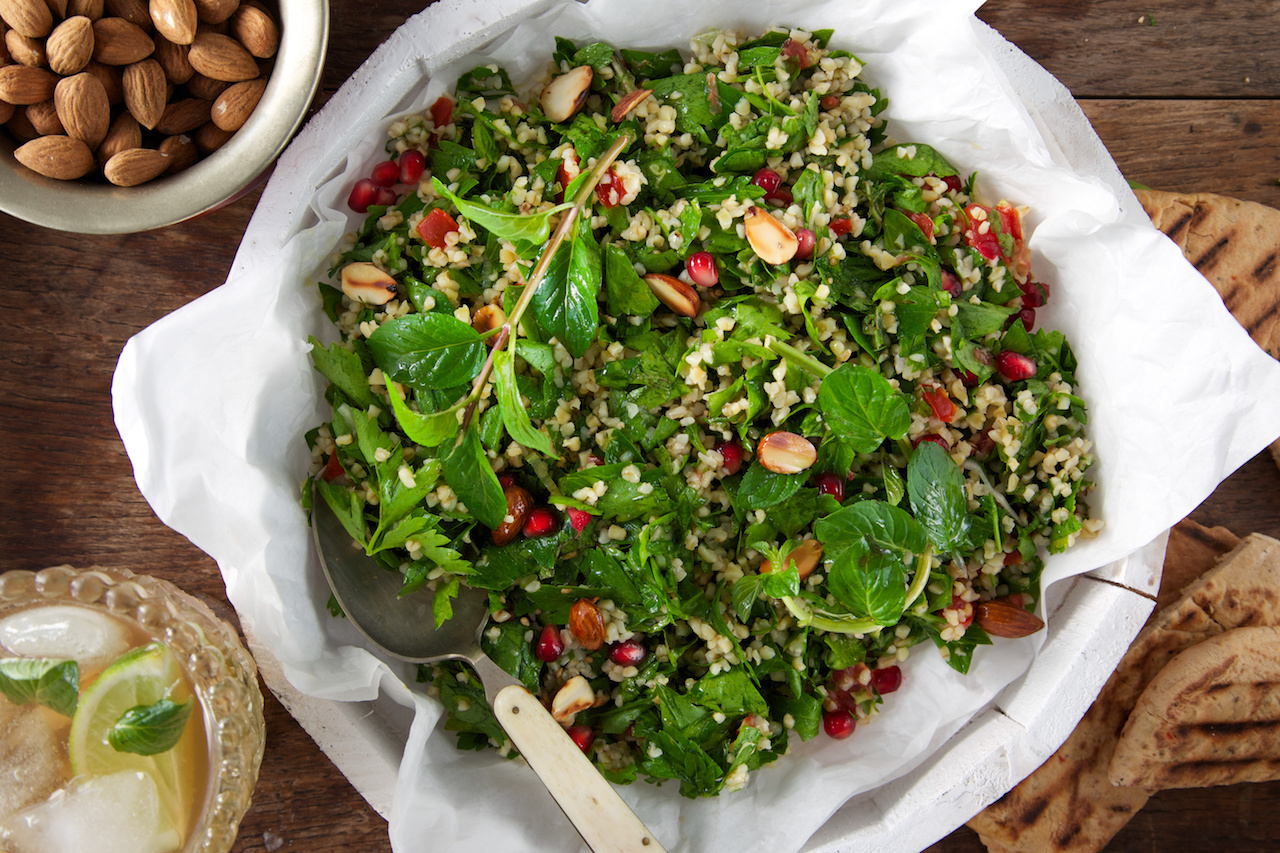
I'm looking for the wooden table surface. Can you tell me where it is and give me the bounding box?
[3,1,1280,851]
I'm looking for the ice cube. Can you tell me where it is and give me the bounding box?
[0,770,182,853]
[0,606,131,671]
[0,697,70,820]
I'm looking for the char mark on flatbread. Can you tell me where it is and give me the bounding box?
[1193,235,1231,272]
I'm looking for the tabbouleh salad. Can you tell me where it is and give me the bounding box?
[303,26,1101,797]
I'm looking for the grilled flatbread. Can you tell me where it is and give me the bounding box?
[968,530,1276,852]
[1109,625,1280,789]
[1134,189,1280,359]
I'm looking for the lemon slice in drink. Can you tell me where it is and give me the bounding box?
[68,642,196,845]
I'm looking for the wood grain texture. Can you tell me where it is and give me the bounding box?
[2,1,1279,852]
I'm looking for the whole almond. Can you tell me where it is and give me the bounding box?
[490,484,531,546]
[47,16,95,75]
[760,539,824,580]
[228,2,274,58]
[756,430,818,474]
[54,71,110,148]
[642,272,699,318]
[92,17,154,64]
[568,597,605,651]
[43,0,66,17]
[96,108,139,161]
[973,597,1046,639]
[186,30,253,81]
[4,29,43,66]
[83,58,122,103]
[209,73,259,130]
[157,131,195,171]
[152,33,191,82]
[66,0,104,19]
[191,0,235,24]
[103,0,149,28]
[149,0,195,45]
[192,115,229,152]
[103,145,168,185]
[0,63,56,103]
[14,133,95,179]
[153,94,205,133]
[182,69,223,98]
[7,105,42,141]
[0,0,53,39]
[25,98,61,134]
[121,56,163,127]
[744,205,800,265]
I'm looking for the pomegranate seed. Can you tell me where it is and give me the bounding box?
[941,174,963,194]
[398,149,426,185]
[497,473,517,489]
[820,94,841,111]
[535,625,565,662]
[1003,550,1024,566]
[686,251,718,287]
[566,507,592,533]
[373,186,397,207]
[945,593,975,628]
[320,453,344,482]
[870,665,902,695]
[430,95,453,129]
[370,160,399,188]
[587,452,604,466]
[608,640,647,667]
[794,228,816,260]
[714,440,744,475]
[814,471,844,503]
[1019,280,1045,309]
[752,168,782,195]
[595,167,623,207]
[913,433,950,451]
[995,350,1037,381]
[969,430,995,459]
[781,38,811,68]
[766,186,793,206]
[823,709,856,739]
[523,507,559,538]
[347,178,378,213]
[1018,307,1036,331]
[940,270,961,297]
[829,217,853,237]
[959,369,980,388]
[566,725,595,752]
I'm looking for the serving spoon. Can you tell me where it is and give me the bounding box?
[310,488,667,853]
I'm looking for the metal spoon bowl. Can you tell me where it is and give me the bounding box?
[310,488,666,853]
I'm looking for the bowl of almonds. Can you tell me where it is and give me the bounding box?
[0,0,327,232]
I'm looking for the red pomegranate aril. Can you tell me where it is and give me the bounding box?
[398,149,426,185]
[418,207,459,249]
[820,94,841,111]
[430,95,453,129]
[566,725,595,752]
[608,640,647,667]
[940,269,962,297]
[1018,307,1036,331]
[1003,550,1024,566]
[814,471,844,503]
[567,507,592,533]
[1019,280,1045,308]
[829,217,853,237]
[523,507,559,538]
[535,625,565,662]
[370,160,399,188]
[959,369,980,388]
[913,433,950,451]
[870,665,903,695]
[767,186,793,206]
[996,350,1037,381]
[781,38,811,68]
[752,167,782,195]
[941,174,963,194]
[969,429,995,459]
[347,178,378,213]
[497,473,517,489]
[595,167,623,207]
[320,453,344,482]
[373,186,398,208]
[823,709,856,739]
[686,251,718,287]
[794,228,816,260]
[714,440,744,475]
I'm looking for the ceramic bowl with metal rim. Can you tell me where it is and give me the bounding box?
[0,0,330,235]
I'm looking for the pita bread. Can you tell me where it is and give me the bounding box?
[967,532,1277,852]
[1134,189,1280,360]
[1157,520,1242,614]
[1108,625,1280,790]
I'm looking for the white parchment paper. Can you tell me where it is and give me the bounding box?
[112,0,1280,851]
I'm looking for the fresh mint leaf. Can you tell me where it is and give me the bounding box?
[817,363,910,453]
[480,618,542,691]
[0,658,79,717]
[907,441,969,553]
[862,142,959,181]
[308,337,378,409]
[442,426,506,529]
[432,177,568,244]
[385,381,461,448]
[814,500,927,556]
[493,349,555,456]
[620,47,681,79]
[827,540,909,625]
[953,301,1016,338]
[771,692,821,740]
[689,670,769,717]
[738,462,806,511]
[823,634,866,669]
[108,698,192,756]
[731,575,764,623]
[604,244,659,316]
[367,313,486,390]
[532,216,601,358]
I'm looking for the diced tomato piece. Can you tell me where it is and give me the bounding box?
[595,167,624,208]
[781,38,812,68]
[962,203,1001,261]
[907,211,935,243]
[320,453,344,482]
[430,96,453,129]
[829,217,853,237]
[567,508,592,533]
[820,94,841,111]
[921,386,955,422]
[1003,550,1024,566]
[417,207,459,249]
[940,174,963,194]
[996,201,1023,243]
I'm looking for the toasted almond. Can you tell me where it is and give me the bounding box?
[744,205,800,265]
[339,261,399,307]
[152,33,191,82]
[24,98,61,134]
[470,303,506,343]
[0,0,52,39]
[47,16,96,75]
[0,63,56,103]
[642,272,700,318]
[54,71,110,147]
[760,539,824,580]
[192,115,229,152]
[121,56,164,127]
[153,94,206,133]
[4,29,42,66]
[66,0,105,19]
[83,58,123,103]
[96,108,140,161]
[489,483,531,546]
[183,69,225,99]
[6,106,41,140]
[540,65,592,124]
[568,598,605,651]
[14,133,95,179]
[157,131,196,171]
[191,0,235,24]
[551,675,596,724]
[102,145,168,185]
[227,1,274,58]
[974,597,1045,639]
[149,0,195,44]
[92,17,155,65]
[103,0,149,27]
[756,430,817,474]
[186,30,254,81]
[610,87,651,123]
[209,72,259,130]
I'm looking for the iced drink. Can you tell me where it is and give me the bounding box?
[0,567,264,853]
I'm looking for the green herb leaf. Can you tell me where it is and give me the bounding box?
[368,313,486,390]
[604,244,659,316]
[688,669,769,717]
[316,477,369,547]
[814,500,927,556]
[308,337,378,409]
[0,658,79,717]
[108,698,192,756]
[738,462,807,510]
[531,216,601,358]
[907,441,969,553]
[385,381,461,448]
[442,425,506,529]
[432,177,568,244]
[861,142,959,181]
[827,540,909,625]
[817,363,911,452]
[493,349,556,456]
